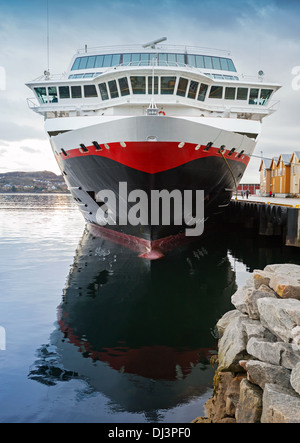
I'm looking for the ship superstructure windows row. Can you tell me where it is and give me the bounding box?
[71,52,237,72]
[34,77,274,106]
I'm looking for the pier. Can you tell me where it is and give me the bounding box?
[223,195,300,248]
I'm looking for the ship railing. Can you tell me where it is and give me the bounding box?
[76,44,231,57]
[31,73,68,82]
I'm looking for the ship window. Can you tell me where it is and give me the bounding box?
[195,55,205,68]
[168,53,177,65]
[227,59,236,72]
[71,85,82,99]
[259,89,273,105]
[108,80,119,98]
[237,87,248,100]
[34,87,48,103]
[198,83,208,101]
[84,85,98,98]
[140,53,150,65]
[220,58,229,71]
[131,53,140,65]
[212,57,221,70]
[158,53,167,65]
[71,58,81,71]
[225,87,236,100]
[48,86,58,103]
[59,86,70,99]
[176,77,188,97]
[187,55,196,67]
[79,57,88,69]
[176,54,185,65]
[161,76,176,94]
[204,56,213,69]
[87,56,96,69]
[118,77,130,96]
[130,76,146,94]
[123,54,131,65]
[112,54,121,66]
[103,54,112,67]
[209,85,223,99]
[148,76,159,94]
[188,80,199,99]
[95,55,104,68]
[249,88,259,105]
[99,83,109,100]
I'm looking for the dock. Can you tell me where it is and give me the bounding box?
[224,195,300,247]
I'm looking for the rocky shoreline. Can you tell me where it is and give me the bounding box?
[193,263,300,423]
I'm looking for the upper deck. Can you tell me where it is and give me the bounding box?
[26,43,281,122]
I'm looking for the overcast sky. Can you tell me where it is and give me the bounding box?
[0,0,300,181]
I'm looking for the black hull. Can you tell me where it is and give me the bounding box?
[59,154,246,243]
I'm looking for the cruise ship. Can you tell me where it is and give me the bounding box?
[26,38,280,256]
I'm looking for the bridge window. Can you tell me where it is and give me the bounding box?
[87,56,96,69]
[108,80,119,98]
[209,85,223,99]
[204,56,213,69]
[112,54,121,66]
[188,80,199,99]
[176,54,185,65]
[130,76,146,94]
[79,57,88,69]
[158,53,167,65]
[71,85,82,98]
[249,88,259,104]
[103,55,112,67]
[177,77,188,97]
[161,76,176,94]
[95,55,104,68]
[34,87,48,103]
[59,86,70,99]
[118,77,130,96]
[123,54,131,65]
[131,53,140,65]
[220,58,229,70]
[148,76,159,94]
[99,83,109,100]
[140,53,150,65]
[198,83,208,101]
[195,55,205,68]
[212,57,221,70]
[225,87,236,100]
[168,53,177,65]
[48,86,58,103]
[187,55,196,67]
[71,58,80,70]
[259,89,273,105]
[84,85,98,98]
[237,88,248,100]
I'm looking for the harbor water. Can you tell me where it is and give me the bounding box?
[1,193,300,423]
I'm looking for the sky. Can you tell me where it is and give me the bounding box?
[0,0,300,182]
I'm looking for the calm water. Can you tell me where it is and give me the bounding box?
[0,193,300,423]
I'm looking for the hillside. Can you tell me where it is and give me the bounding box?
[0,171,69,193]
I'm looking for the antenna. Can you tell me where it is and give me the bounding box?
[143,37,167,49]
[46,0,50,75]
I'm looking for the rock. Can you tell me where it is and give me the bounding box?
[245,360,291,390]
[245,286,277,320]
[269,274,300,300]
[247,337,300,370]
[191,417,212,423]
[235,379,263,423]
[264,264,300,281]
[216,310,241,339]
[257,297,300,343]
[231,287,250,315]
[253,269,273,289]
[291,362,300,395]
[261,383,300,423]
[205,372,235,422]
[218,313,249,372]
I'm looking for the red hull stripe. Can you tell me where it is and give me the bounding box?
[57,141,250,174]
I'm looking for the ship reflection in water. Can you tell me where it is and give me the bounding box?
[28,228,236,418]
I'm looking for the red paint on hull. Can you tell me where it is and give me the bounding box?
[57,141,249,174]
